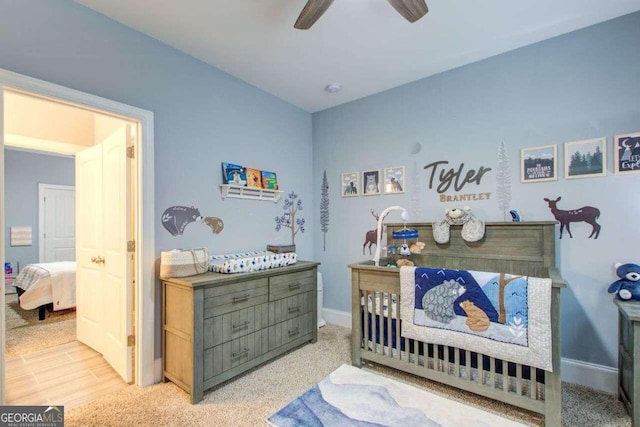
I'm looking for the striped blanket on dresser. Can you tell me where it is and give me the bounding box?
[399,266,553,371]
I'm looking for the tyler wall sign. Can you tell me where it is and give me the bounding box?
[424,161,493,202]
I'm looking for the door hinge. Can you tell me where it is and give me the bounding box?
[127,145,135,159]
[127,240,135,252]
[127,335,135,347]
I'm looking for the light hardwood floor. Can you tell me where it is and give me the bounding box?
[5,341,127,409]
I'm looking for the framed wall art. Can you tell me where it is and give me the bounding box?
[613,132,640,175]
[341,171,359,197]
[520,144,557,183]
[362,169,381,196]
[383,166,405,193]
[564,137,607,179]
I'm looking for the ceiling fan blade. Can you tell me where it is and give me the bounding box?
[387,0,428,23]
[294,0,335,30]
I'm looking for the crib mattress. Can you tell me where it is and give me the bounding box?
[208,250,297,274]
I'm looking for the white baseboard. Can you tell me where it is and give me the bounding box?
[324,308,618,394]
[323,308,351,328]
[154,358,163,384]
[561,357,617,394]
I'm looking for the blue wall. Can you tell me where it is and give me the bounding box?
[0,0,313,259]
[312,12,640,367]
[4,149,75,269]
[0,0,313,357]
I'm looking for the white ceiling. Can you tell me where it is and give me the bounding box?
[75,0,640,113]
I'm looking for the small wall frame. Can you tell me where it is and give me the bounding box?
[520,145,557,183]
[383,166,405,193]
[341,172,359,197]
[613,132,640,175]
[564,137,607,179]
[362,169,381,196]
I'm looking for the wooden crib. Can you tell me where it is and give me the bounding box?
[349,222,565,426]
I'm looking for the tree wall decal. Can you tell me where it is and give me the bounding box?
[496,142,512,221]
[320,170,330,251]
[275,191,305,245]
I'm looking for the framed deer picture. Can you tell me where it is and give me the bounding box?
[564,137,607,179]
[613,132,640,175]
[383,166,405,194]
[341,172,359,197]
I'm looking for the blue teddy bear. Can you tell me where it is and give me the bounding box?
[607,262,640,301]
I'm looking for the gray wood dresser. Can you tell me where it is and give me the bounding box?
[615,299,640,426]
[162,261,319,403]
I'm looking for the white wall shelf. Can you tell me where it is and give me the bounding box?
[220,184,282,203]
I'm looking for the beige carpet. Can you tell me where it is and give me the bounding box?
[65,324,632,427]
[5,293,76,357]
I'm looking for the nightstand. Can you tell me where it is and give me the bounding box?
[614,299,640,426]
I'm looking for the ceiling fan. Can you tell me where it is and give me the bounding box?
[294,0,429,30]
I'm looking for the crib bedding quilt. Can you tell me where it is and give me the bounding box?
[14,261,77,311]
[208,251,297,274]
[400,266,552,371]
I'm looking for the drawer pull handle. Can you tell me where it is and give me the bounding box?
[287,306,301,314]
[232,320,251,330]
[288,328,300,337]
[232,348,250,360]
[232,294,250,303]
[288,283,301,291]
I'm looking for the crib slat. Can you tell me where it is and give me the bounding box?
[465,350,471,382]
[533,368,539,400]
[379,293,384,355]
[413,339,419,365]
[434,345,440,372]
[385,293,391,357]
[444,346,450,375]
[502,360,508,393]
[371,293,377,355]
[489,357,495,388]
[394,294,400,360]
[454,348,460,378]
[516,364,523,396]
[363,291,370,353]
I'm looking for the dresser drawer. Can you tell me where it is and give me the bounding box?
[204,303,269,349]
[203,328,269,381]
[269,291,313,325]
[269,270,315,301]
[268,312,314,350]
[204,281,268,318]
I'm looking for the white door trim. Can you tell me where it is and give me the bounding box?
[38,183,75,263]
[0,67,156,404]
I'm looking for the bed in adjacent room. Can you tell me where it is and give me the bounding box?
[14,261,77,320]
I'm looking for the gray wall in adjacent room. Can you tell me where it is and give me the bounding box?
[4,149,75,269]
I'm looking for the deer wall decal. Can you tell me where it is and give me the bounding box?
[543,196,601,239]
[363,209,381,255]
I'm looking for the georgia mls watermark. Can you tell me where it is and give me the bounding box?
[0,406,64,427]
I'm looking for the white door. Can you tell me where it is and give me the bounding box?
[76,124,133,383]
[39,184,75,262]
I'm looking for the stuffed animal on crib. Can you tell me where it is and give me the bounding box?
[607,262,640,301]
[399,243,411,256]
[410,241,426,254]
[432,207,485,244]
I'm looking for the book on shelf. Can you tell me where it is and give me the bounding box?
[221,162,247,186]
[261,170,278,190]
[245,167,262,188]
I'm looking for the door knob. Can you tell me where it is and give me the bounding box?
[91,256,105,264]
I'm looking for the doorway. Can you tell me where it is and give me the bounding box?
[0,68,156,405]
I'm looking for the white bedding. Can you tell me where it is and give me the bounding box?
[14,261,76,311]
